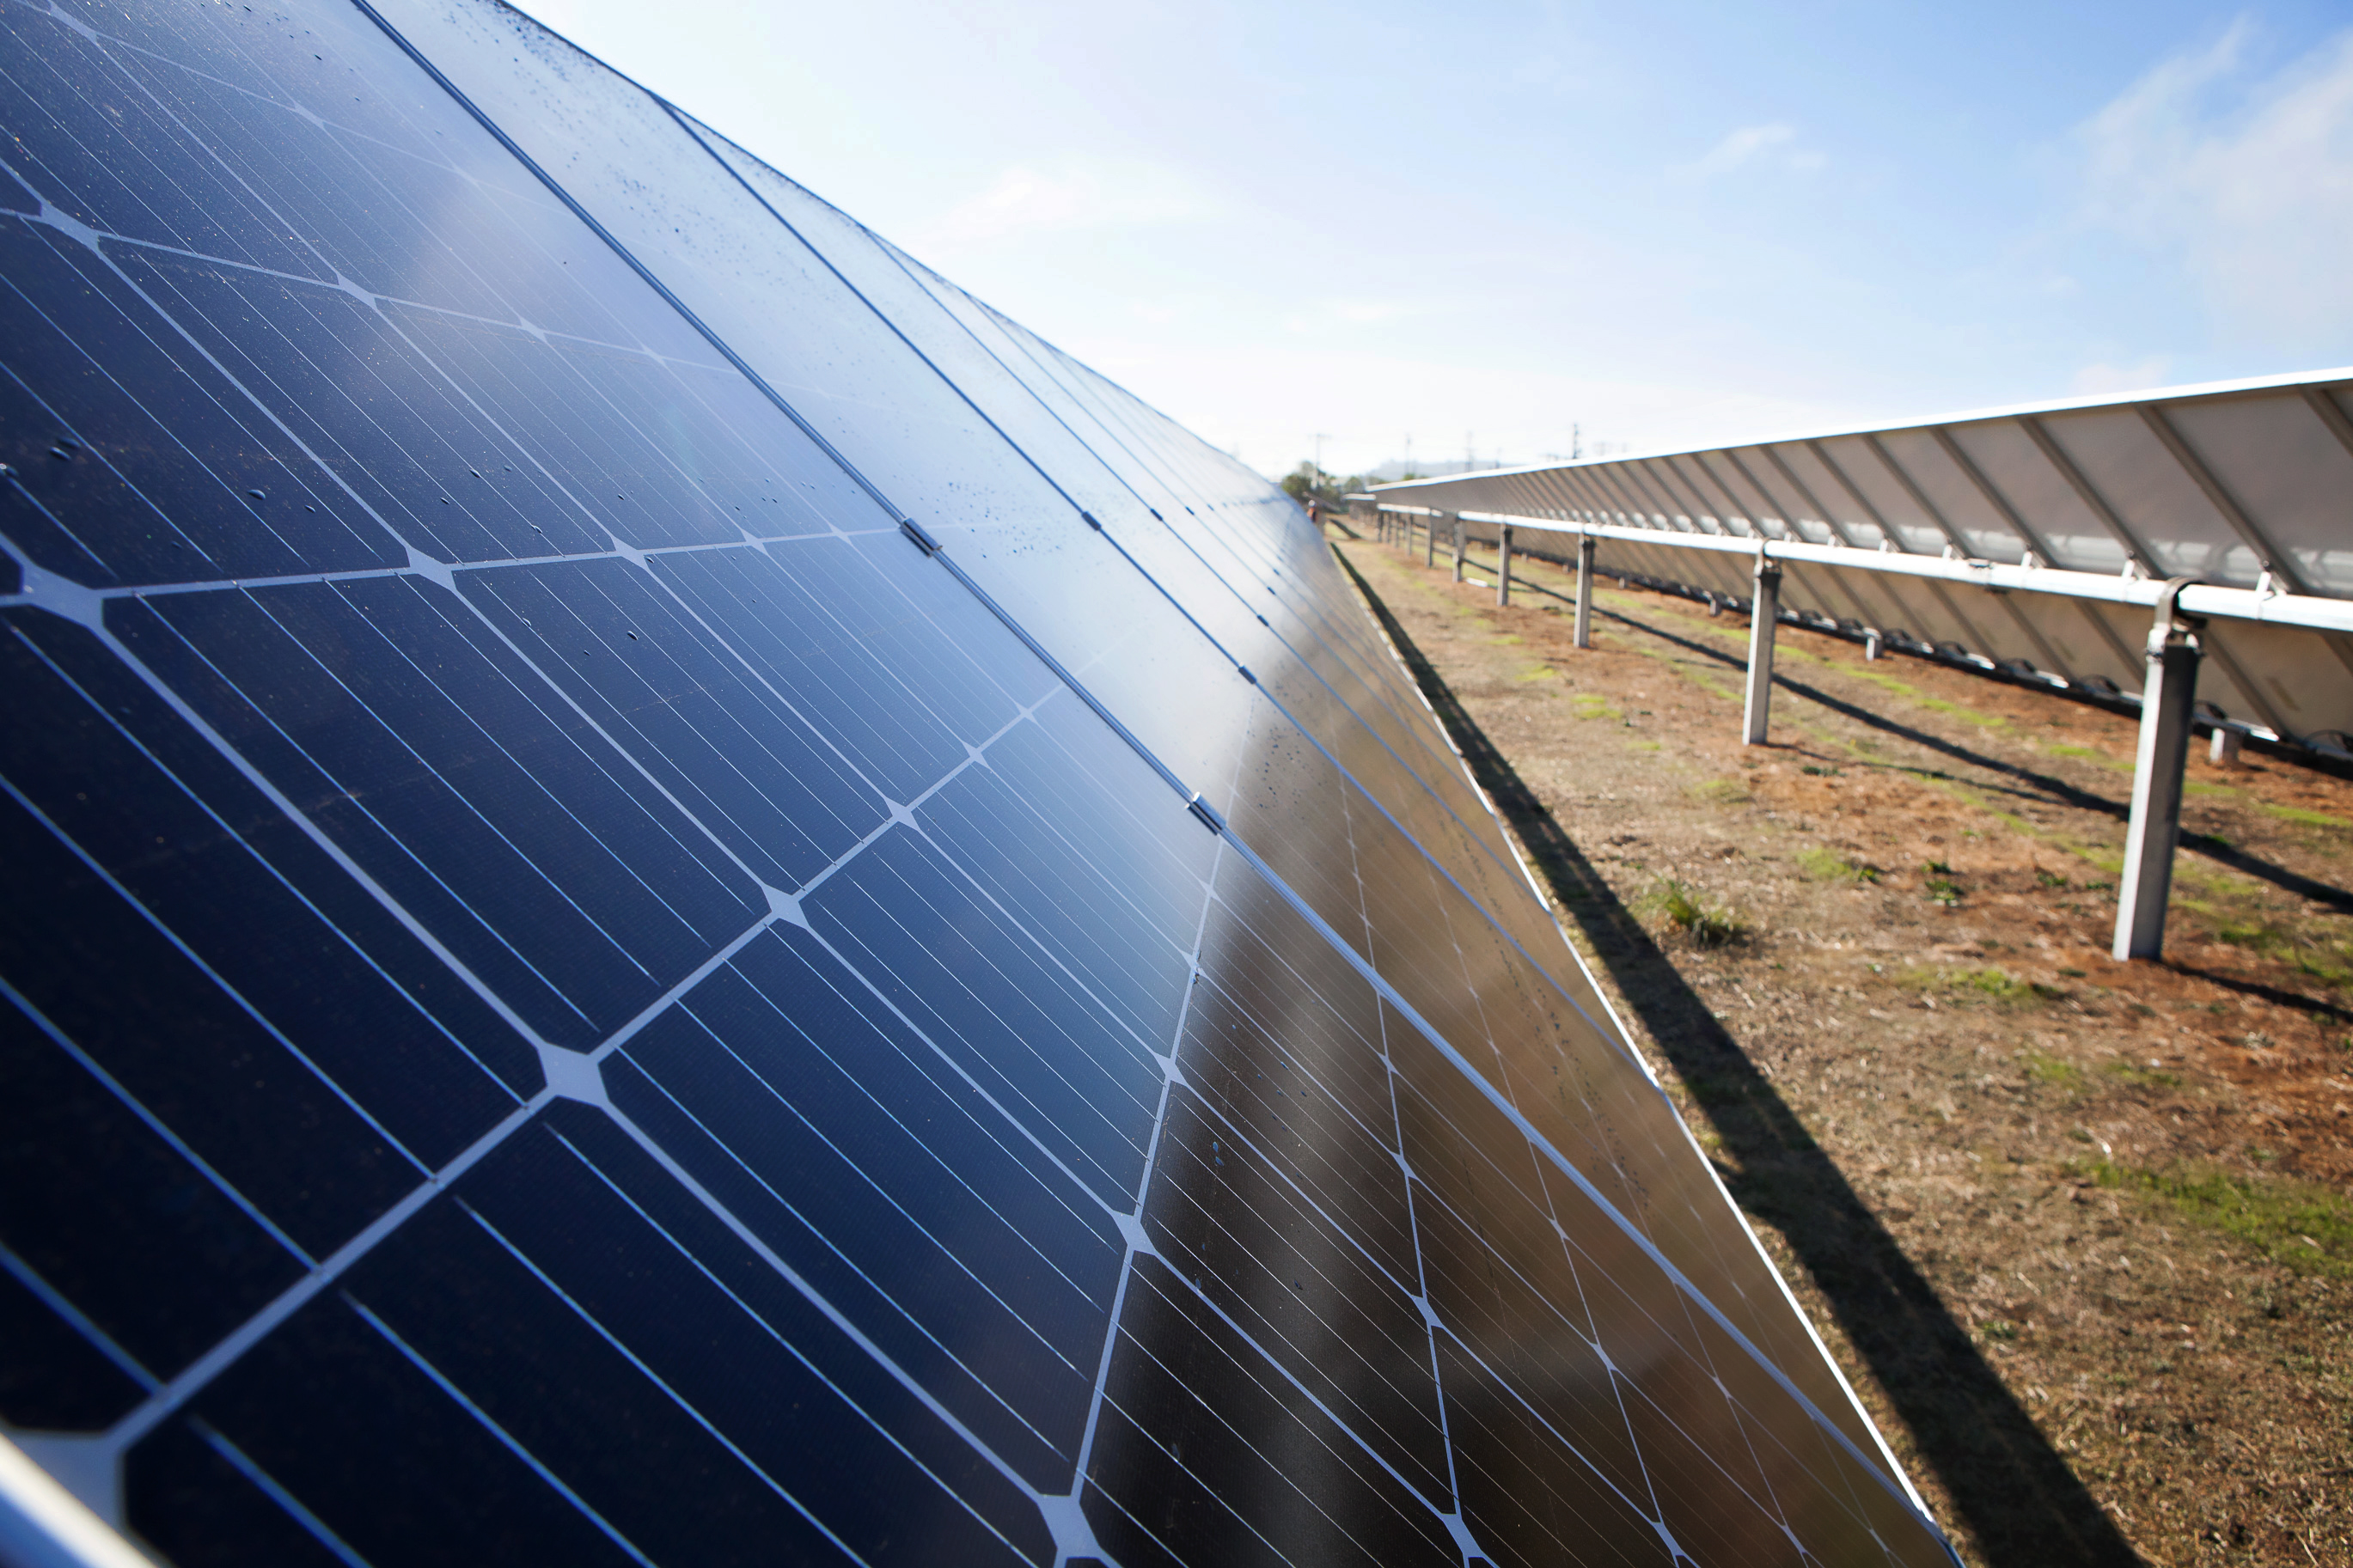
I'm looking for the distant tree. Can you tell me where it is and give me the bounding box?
[1280,461,1367,508]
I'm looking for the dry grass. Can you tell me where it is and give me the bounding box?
[1335,528,2353,1568]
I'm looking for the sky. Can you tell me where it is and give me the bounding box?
[519,0,2353,480]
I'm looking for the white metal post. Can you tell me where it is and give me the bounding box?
[2210,727,2242,766]
[1744,558,1782,745]
[1497,524,1513,607]
[1425,515,1436,569]
[1574,534,1595,648]
[2114,583,2205,961]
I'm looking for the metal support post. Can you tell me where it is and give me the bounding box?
[1864,629,1883,661]
[2209,727,2242,766]
[1452,518,1465,583]
[1573,534,1595,649]
[1743,556,1782,745]
[1496,525,1513,607]
[1425,515,1437,569]
[2114,581,2206,961]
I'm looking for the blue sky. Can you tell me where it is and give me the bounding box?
[522,0,2353,478]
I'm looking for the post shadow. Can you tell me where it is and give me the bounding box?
[1598,601,2353,918]
[1336,550,2145,1566]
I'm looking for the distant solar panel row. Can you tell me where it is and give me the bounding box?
[0,1,1953,1563]
[1369,372,2353,756]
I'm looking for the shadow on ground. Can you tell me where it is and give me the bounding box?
[1593,601,2353,918]
[1339,550,2143,1567]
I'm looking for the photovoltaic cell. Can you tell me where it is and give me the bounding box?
[0,0,1955,1561]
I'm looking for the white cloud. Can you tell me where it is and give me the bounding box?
[1677,123,1824,180]
[909,159,1218,257]
[2076,22,2353,346]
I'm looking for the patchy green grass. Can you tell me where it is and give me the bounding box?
[2218,920,2288,953]
[1571,694,1621,723]
[1950,967,2057,1004]
[2263,801,2353,831]
[1923,861,1964,907]
[1800,763,1844,777]
[2181,783,2353,833]
[1901,966,2063,1007]
[2023,1049,2086,1089]
[1796,845,1882,884]
[2079,1161,2353,1278]
[2211,919,2353,990]
[2099,1059,2184,1089]
[1690,778,1750,806]
[1641,878,1745,947]
[1837,664,2013,729]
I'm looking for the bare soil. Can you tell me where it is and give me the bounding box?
[1330,525,2353,1567]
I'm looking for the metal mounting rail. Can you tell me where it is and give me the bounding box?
[1433,509,2353,636]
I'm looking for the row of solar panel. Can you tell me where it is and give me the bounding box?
[1375,375,2353,747]
[0,0,1953,1561]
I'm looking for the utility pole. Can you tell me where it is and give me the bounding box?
[1311,433,1330,491]
[1464,432,1473,475]
[1403,434,1412,477]
[1572,423,1581,461]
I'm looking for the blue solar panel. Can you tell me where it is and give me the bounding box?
[0,0,1959,1562]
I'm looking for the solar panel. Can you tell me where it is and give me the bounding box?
[0,0,1957,1562]
[1366,372,2353,759]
